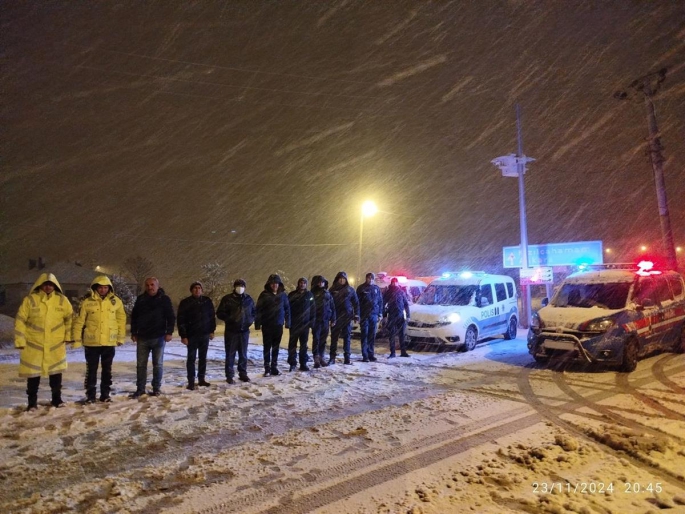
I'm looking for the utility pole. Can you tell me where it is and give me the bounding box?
[491,105,535,328]
[615,68,678,271]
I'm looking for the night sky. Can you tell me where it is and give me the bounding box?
[2,1,684,298]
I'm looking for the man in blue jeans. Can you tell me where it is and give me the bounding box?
[130,277,175,397]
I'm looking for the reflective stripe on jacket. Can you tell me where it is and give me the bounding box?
[14,273,74,377]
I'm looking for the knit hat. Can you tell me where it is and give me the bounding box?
[190,281,203,291]
[234,278,246,288]
[390,277,399,284]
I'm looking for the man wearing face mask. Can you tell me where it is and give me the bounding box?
[72,275,127,403]
[356,272,383,362]
[255,274,291,377]
[177,281,216,390]
[287,277,316,372]
[217,279,255,384]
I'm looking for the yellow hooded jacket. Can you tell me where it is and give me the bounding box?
[71,275,127,347]
[14,273,74,378]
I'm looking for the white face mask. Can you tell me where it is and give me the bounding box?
[235,286,245,294]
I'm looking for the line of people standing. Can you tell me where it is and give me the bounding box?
[14,271,411,410]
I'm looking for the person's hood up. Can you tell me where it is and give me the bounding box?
[31,272,64,294]
[297,277,308,289]
[90,275,114,294]
[333,271,348,286]
[263,274,285,293]
[311,275,329,290]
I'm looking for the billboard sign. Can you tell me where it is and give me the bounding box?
[503,241,603,268]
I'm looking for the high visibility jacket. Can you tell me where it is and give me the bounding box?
[72,275,127,347]
[14,273,74,378]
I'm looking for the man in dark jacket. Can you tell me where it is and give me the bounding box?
[255,274,291,376]
[356,272,383,362]
[177,281,217,390]
[328,271,359,365]
[130,277,175,397]
[383,277,411,358]
[217,279,255,384]
[287,277,316,372]
[311,275,335,368]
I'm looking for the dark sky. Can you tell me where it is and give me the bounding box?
[2,1,684,298]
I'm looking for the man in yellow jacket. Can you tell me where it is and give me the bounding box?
[14,273,74,410]
[72,275,127,403]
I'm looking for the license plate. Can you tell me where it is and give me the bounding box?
[543,339,575,351]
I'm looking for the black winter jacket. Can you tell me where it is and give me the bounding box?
[383,285,410,323]
[288,289,316,329]
[311,275,336,326]
[356,282,384,320]
[177,295,217,338]
[131,288,176,339]
[329,271,359,321]
[255,283,291,329]
[216,292,256,333]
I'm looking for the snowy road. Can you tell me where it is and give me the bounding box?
[1,331,684,513]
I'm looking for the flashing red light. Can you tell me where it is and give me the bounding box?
[636,260,662,276]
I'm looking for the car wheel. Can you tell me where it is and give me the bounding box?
[533,354,549,364]
[503,316,517,340]
[620,338,639,373]
[674,325,685,354]
[461,326,478,352]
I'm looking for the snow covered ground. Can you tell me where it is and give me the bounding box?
[1,329,685,513]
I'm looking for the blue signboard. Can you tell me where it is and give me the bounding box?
[502,241,603,268]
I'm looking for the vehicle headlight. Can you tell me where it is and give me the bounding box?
[581,317,616,332]
[530,312,542,331]
[437,313,461,325]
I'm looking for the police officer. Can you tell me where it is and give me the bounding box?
[356,272,383,362]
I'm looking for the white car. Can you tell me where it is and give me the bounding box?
[407,272,519,351]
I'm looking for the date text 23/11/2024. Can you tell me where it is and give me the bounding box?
[532,482,663,494]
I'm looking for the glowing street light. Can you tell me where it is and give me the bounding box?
[640,245,648,252]
[358,201,378,283]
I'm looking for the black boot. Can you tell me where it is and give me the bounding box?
[313,355,321,369]
[27,394,38,411]
[299,363,310,371]
[50,374,64,407]
[289,364,297,372]
[328,355,336,366]
[344,354,352,365]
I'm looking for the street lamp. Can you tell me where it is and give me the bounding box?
[358,201,378,283]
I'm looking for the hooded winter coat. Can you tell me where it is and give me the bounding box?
[131,288,175,339]
[72,275,127,347]
[329,271,360,320]
[14,273,74,378]
[311,275,336,325]
[288,278,316,329]
[255,275,291,329]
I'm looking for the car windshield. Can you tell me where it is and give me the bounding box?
[417,285,477,306]
[552,282,631,310]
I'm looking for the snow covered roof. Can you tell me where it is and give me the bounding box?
[564,269,636,284]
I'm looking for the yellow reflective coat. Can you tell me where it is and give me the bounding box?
[14,273,74,378]
[72,275,126,347]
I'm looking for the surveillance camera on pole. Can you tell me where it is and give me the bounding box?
[491,154,536,177]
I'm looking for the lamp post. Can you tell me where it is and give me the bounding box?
[358,200,378,284]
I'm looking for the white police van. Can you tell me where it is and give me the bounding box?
[407,272,518,351]
[527,262,685,372]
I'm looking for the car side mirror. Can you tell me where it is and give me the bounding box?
[541,297,549,307]
[637,298,655,309]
